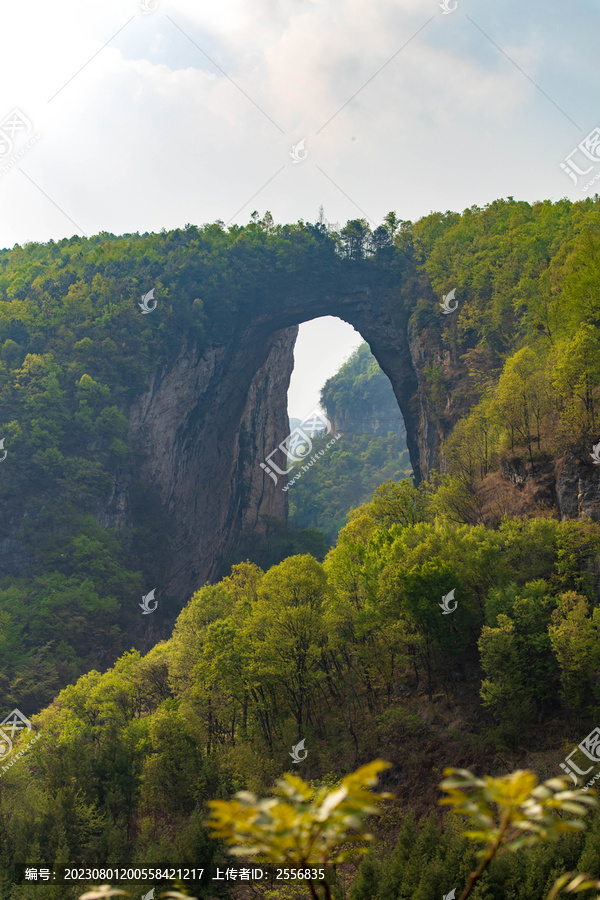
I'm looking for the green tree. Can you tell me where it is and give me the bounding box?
[208,760,392,900]
[244,555,328,733]
[551,326,600,444]
[439,767,597,900]
[348,852,382,900]
[338,219,372,259]
[548,591,600,724]
[369,479,430,528]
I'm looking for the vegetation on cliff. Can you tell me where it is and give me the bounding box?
[3,197,600,897]
[288,342,411,541]
[1,200,600,712]
[3,487,600,896]
[408,198,600,501]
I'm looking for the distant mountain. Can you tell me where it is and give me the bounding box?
[321,342,406,436]
[287,345,411,540]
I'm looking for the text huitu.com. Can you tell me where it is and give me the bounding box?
[283,433,342,491]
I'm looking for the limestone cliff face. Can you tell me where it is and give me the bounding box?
[127,327,297,606]
[325,364,406,437]
[408,325,440,479]
[493,452,600,524]
[5,253,595,614]
[406,317,472,479]
[555,453,600,521]
[331,400,405,437]
[117,267,437,607]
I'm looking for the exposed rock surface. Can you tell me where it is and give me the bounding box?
[4,257,599,611]
[327,376,406,436]
[555,453,600,521]
[496,452,600,522]
[128,328,297,606]
[121,270,600,607]
[123,268,435,606]
[0,537,30,576]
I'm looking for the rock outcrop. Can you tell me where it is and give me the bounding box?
[128,327,297,607]
[5,250,598,615]
[555,453,600,521]
[121,265,435,608]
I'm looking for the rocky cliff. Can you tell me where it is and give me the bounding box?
[321,344,407,437]
[3,243,598,618]
[499,452,600,523]
[126,326,297,608]
[330,396,406,437]
[121,263,434,608]
[111,264,600,610]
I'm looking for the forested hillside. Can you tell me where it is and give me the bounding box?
[320,342,406,436]
[3,198,600,898]
[414,200,600,522]
[288,343,412,540]
[0,220,356,711]
[3,489,600,898]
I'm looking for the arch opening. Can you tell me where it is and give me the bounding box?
[132,269,431,605]
[283,316,413,541]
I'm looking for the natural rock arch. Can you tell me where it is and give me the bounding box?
[128,264,442,608]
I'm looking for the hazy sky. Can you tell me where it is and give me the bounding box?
[288,317,361,420]
[1,0,598,414]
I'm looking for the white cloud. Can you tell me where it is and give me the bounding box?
[0,0,597,406]
[0,0,593,247]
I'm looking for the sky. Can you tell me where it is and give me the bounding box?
[0,0,599,415]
